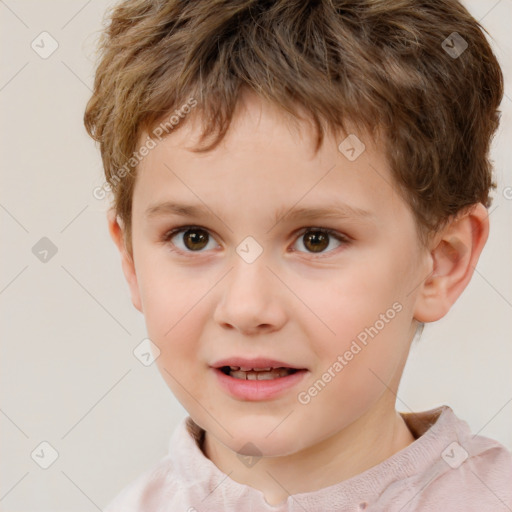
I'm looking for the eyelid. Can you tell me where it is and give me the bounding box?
[162,224,351,257]
[293,226,350,242]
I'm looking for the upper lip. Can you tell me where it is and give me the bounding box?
[211,357,306,370]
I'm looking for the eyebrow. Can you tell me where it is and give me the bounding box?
[145,201,374,225]
[273,204,374,224]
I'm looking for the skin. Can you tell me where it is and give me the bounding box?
[109,91,489,505]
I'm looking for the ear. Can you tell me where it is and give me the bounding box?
[413,202,489,323]
[107,209,143,313]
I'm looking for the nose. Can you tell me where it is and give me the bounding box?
[213,255,287,335]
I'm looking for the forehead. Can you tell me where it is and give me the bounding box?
[133,93,408,228]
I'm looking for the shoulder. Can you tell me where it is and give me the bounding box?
[415,439,512,511]
[104,417,202,511]
[396,406,512,511]
[103,454,177,512]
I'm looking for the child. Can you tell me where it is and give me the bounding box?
[84,0,512,509]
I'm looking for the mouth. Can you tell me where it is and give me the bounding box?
[211,358,308,400]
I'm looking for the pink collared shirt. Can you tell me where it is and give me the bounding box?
[105,405,512,511]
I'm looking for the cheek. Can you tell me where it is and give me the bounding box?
[296,254,412,396]
[136,253,199,333]
[145,277,210,412]
[295,314,409,444]
[136,264,205,373]
[299,261,405,349]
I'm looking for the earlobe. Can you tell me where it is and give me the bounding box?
[413,203,489,323]
[107,210,143,313]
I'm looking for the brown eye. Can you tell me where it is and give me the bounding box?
[303,230,329,253]
[293,228,347,255]
[164,226,217,253]
[182,228,209,250]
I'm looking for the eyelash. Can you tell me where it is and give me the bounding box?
[160,224,351,258]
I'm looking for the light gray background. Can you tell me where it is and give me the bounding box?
[1,0,511,510]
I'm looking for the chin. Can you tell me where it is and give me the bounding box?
[210,416,304,457]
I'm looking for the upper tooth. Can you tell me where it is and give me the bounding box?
[239,366,273,371]
[229,366,240,370]
[229,368,293,380]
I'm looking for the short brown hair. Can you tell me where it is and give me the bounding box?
[84,0,504,254]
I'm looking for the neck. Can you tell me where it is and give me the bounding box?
[203,401,416,506]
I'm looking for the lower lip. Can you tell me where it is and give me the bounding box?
[212,368,308,401]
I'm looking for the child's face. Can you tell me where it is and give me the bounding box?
[121,92,430,456]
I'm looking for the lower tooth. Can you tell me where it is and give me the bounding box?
[230,369,291,380]
[257,372,277,380]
